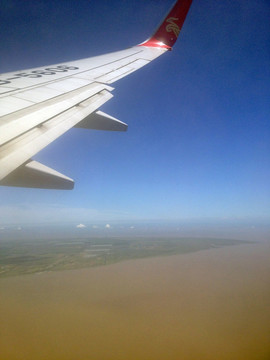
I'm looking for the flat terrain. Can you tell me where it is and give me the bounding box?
[0,238,269,360]
[0,236,243,277]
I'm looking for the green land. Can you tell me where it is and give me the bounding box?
[0,236,247,278]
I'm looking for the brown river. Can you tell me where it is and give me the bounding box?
[1,242,269,360]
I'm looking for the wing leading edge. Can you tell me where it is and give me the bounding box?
[0,0,193,189]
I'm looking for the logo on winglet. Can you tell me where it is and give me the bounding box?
[166,17,180,37]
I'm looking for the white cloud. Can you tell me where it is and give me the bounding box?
[92,225,99,229]
[130,226,135,229]
[105,224,111,229]
[76,223,86,228]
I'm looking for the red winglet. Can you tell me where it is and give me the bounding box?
[139,0,193,50]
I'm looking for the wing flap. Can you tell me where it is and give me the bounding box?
[0,160,74,190]
[0,82,113,145]
[0,89,113,181]
[76,110,127,131]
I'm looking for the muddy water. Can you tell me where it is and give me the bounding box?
[1,243,269,360]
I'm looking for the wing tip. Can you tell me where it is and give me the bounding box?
[139,0,193,49]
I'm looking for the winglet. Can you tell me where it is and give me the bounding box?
[139,0,193,50]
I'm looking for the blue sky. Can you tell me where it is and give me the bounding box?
[0,0,269,226]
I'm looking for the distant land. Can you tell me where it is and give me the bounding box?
[0,236,249,278]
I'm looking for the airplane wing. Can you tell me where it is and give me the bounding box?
[0,0,193,190]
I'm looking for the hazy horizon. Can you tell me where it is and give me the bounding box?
[1,218,269,243]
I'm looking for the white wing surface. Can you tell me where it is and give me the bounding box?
[0,0,193,189]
